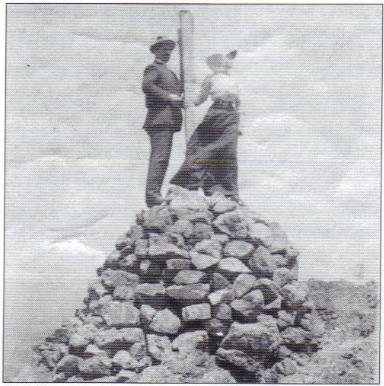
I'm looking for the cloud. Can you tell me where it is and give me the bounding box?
[42,239,104,257]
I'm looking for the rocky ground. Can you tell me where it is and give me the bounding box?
[13,189,379,383]
[14,280,379,383]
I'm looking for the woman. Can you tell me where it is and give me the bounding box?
[170,50,242,202]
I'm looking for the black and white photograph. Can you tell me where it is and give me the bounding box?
[4,2,381,383]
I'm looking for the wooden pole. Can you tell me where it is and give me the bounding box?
[178,10,195,145]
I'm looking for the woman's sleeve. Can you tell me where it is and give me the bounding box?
[194,76,212,106]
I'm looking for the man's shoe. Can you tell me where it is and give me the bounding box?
[146,194,165,208]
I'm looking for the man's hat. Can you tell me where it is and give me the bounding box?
[206,50,238,71]
[150,36,176,53]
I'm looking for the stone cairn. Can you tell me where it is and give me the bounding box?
[34,187,324,383]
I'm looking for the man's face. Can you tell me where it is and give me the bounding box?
[154,47,173,63]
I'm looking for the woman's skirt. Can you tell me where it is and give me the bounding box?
[170,102,240,198]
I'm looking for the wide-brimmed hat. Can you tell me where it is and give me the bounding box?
[206,50,237,71]
[150,36,176,53]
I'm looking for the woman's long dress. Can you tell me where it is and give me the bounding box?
[170,72,240,199]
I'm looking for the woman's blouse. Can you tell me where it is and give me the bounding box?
[194,72,240,106]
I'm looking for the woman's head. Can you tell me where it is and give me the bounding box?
[206,50,237,73]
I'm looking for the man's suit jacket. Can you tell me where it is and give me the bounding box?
[142,61,183,131]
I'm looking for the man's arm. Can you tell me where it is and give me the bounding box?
[142,65,171,101]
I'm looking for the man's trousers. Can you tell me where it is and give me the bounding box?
[145,129,174,207]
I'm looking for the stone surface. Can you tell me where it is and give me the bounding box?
[167,219,194,238]
[281,283,307,307]
[208,288,234,306]
[166,259,191,271]
[166,283,210,301]
[113,285,135,301]
[171,330,209,354]
[149,309,181,335]
[79,355,112,378]
[268,223,290,254]
[213,211,250,238]
[182,303,211,321]
[212,199,238,214]
[248,222,273,246]
[249,246,278,276]
[198,369,236,383]
[140,304,156,325]
[218,257,251,275]
[233,273,258,298]
[56,355,83,377]
[148,235,188,258]
[190,251,220,270]
[134,239,149,257]
[273,267,294,287]
[112,349,151,370]
[277,310,296,329]
[173,270,206,285]
[274,357,297,376]
[101,302,140,327]
[214,303,232,320]
[167,187,209,211]
[147,334,172,361]
[218,321,280,372]
[193,239,222,259]
[142,206,174,232]
[211,272,230,291]
[210,233,230,245]
[101,269,139,289]
[224,240,254,259]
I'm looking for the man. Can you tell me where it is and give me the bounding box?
[142,36,183,207]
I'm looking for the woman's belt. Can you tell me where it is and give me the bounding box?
[212,100,237,110]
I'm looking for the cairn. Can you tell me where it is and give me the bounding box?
[34,187,324,382]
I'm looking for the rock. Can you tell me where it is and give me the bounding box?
[184,210,213,224]
[189,223,215,243]
[173,270,206,285]
[135,365,182,383]
[88,279,108,300]
[148,234,188,258]
[193,239,222,259]
[212,198,238,214]
[120,254,138,270]
[190,251,220,270]
[166,259,191,271]
[248,222,272,246]
[113,285,135,301]
[268,223,290,254]
[139,259,164,283]
[166,232,185,249]
[281,327,312,346]
[218,321,280,372]
[182,303,211,321]
[140,304,157,325]
[134,239,148,257]
[248,246,277,276]
[243,289,265,306]
[254,278,281,304]
[101,302,140,327]
[208,288,234,306]
[198,369,236,383]
[101,269,139,289]
[274,357,297,376]
[277,310,296,329]
[129,224,145,242]
[147,334,172,361]
[281,282,307,307]
[116,370,136,382]
[167,187,209,211]
[166,283,210,301]
[167,219,194,238]
[211,233,230,245]
[224,240,254,259]
[149,309,181,335]
[257,314,278,329]
[233,273,258,298]
[115,234,131,251]
[263,296,282,311]
[171,330,209,354]
[136,283,166,297]
[84,344,107,356]
[203,318,228,338]
[89,375,118,382]
[213,211,251,238]
[56,355,83,377]
[211,272,230,291]
[142,206,174,232]
[273,267,294,287]
[94,328,144,349]
[69,333,89,350]
[214,303,232,320]
[79,355,112,378]
[112,349,151,370]
[278,344,293,359]
[34,342,68,369]
[218,257,251,276]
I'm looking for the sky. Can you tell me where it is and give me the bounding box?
[4,4,382,379]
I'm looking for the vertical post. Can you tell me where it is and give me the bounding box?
[178,10,195,145]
